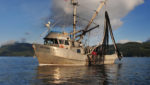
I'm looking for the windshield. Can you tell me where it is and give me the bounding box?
[59,40,64,44]
[45,38,58,45]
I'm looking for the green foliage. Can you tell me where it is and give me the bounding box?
[0,42,150,57]
[107,42,150,57]
[0,43,34,57]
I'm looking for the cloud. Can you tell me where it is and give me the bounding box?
[25,32,30,35]
[118,39,131,43]
[49,0,144,45]
[50,0,144,29]
[20,38,27,43]
[0,38,29,46]
[1,40,17,46]
[118,39,142,44]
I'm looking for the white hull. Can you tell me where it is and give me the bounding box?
[33,44,118,66]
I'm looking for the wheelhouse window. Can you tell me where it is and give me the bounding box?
[58,40,69,45]
[65,40,69,45]
[45,38,58,45]
[59,40,64,44]
[77,49,81,53]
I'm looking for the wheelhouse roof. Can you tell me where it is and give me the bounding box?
[44,32,69,40]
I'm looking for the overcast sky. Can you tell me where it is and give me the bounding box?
[0,0,150,46]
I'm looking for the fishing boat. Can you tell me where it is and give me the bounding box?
[32,0,122,66]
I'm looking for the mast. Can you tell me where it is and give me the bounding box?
[72,0,78,41]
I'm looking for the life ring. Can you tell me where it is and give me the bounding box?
[59,44,64,48]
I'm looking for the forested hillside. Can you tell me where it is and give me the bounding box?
[0,43,34,56]
[0,42,150,57]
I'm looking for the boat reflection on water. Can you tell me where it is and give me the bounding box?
[36,64,122,85]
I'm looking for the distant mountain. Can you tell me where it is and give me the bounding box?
[146,39,150,42]
[0,43,34,57]
[0,42,150,57]
[108,42,150,57]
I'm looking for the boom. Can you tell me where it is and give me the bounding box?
[77,1,105,42]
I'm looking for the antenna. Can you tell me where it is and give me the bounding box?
[45,21,51,29]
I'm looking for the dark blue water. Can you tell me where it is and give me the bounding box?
[0,57,150,85]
